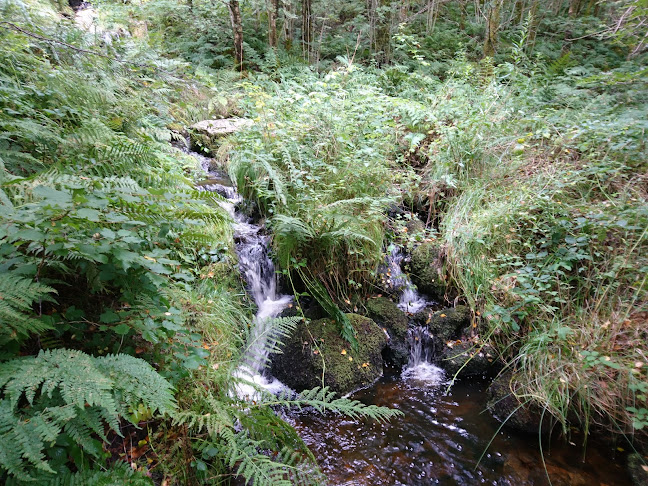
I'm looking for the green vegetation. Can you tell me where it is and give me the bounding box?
[1,0,647,483]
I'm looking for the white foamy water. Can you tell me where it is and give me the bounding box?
[193,151,292,400]
[382,247,430,313]
[402,362,445,385]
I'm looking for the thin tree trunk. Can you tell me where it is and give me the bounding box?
[268,0,278,48]
[459,0,467,31]
[227,0,244,69]
[513,0,524,24]
[483,0,503,58]
[568,0,582,18]
[283,0,294,50]
[527,0,539,51]
[375,0,392,64]
[302,0,312,61]
[399,0,410,22]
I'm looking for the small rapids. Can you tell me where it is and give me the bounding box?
[402,326,444,385]
[194,152,292,399]
[382,247,430,314]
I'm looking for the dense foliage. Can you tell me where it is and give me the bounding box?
[1,0,646,483]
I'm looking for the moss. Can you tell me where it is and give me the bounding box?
[364,297,410,368]
[365,297,408,339]
[271,314,387,395]
[408,242,446,299]
[413,305,470,342]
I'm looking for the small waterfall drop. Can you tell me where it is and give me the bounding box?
[194,152,292,399]
[401,326,444,384]
[383,247,429,313]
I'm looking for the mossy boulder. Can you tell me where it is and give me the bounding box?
[271,314,387,395]
[487,371,551,435]
[190,118,252,154]
[441,340,496,378]
[365,297,409,368]
[412,305,470,342]
[627,452,648,486]
[408,242,446,299]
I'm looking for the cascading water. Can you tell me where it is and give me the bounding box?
[401,326,444,384]
[194,152,292,399]
[382,247,429,314]
[381,246,444,381]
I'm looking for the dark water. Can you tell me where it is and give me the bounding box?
[291,367,630,486]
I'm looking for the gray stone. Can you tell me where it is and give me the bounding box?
[190,118,253,153]
[191,118,253,138]
[487,371,552,435]
[441,340,496,378]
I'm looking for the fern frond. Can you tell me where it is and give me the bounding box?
[0,272,57,344]
[296,268,358,350]
[4,461,154,486]
[237,316,301,373]
[0,349,176,481]
[274,386,403,423]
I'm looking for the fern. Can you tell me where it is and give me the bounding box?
[271,386,403,422]
[237,316,301,373]
[296,267,358,350]
[0,272,57,345]
[4,461,154,486]
[0,349,176,481]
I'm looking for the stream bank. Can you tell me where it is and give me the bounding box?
[193,119,638,485]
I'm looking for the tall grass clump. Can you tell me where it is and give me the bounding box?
[413,51,648,438]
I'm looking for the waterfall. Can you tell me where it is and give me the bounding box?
[382,247,430,313]
[401,326,444,384]
[195,151,292,399]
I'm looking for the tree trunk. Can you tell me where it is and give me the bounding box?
[459,0,467,31]
[513,0,524,24]
[268,0,279,48]
[227,0,244,69]
[374,0,392,64]
[568,0,582,17]
[302,0,312,61]
[483,0,503,58]
[399,0,410,22]
[527,0,539,51]
[283,0,294,50]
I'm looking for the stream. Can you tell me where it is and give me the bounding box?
[290,369,630,485]
[196,149,631,486]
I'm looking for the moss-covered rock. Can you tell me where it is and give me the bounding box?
[189,118,252,154]
[628,452,648,486]
[441,340,496,378]
[487,371,551,435]
[365,297,408,339]
[412,305,470,342]
[408,242,446,299]
[365,297,409,368]
[271,314,387,395]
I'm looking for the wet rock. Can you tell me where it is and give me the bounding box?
[365,297,409,368]
[628,452,648,486]
[190,118,253,153]
[441,340,496,379]
[412,305,470,342]
[271,314,387,395]
[487,371,552,435]
[407,242,446,299]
